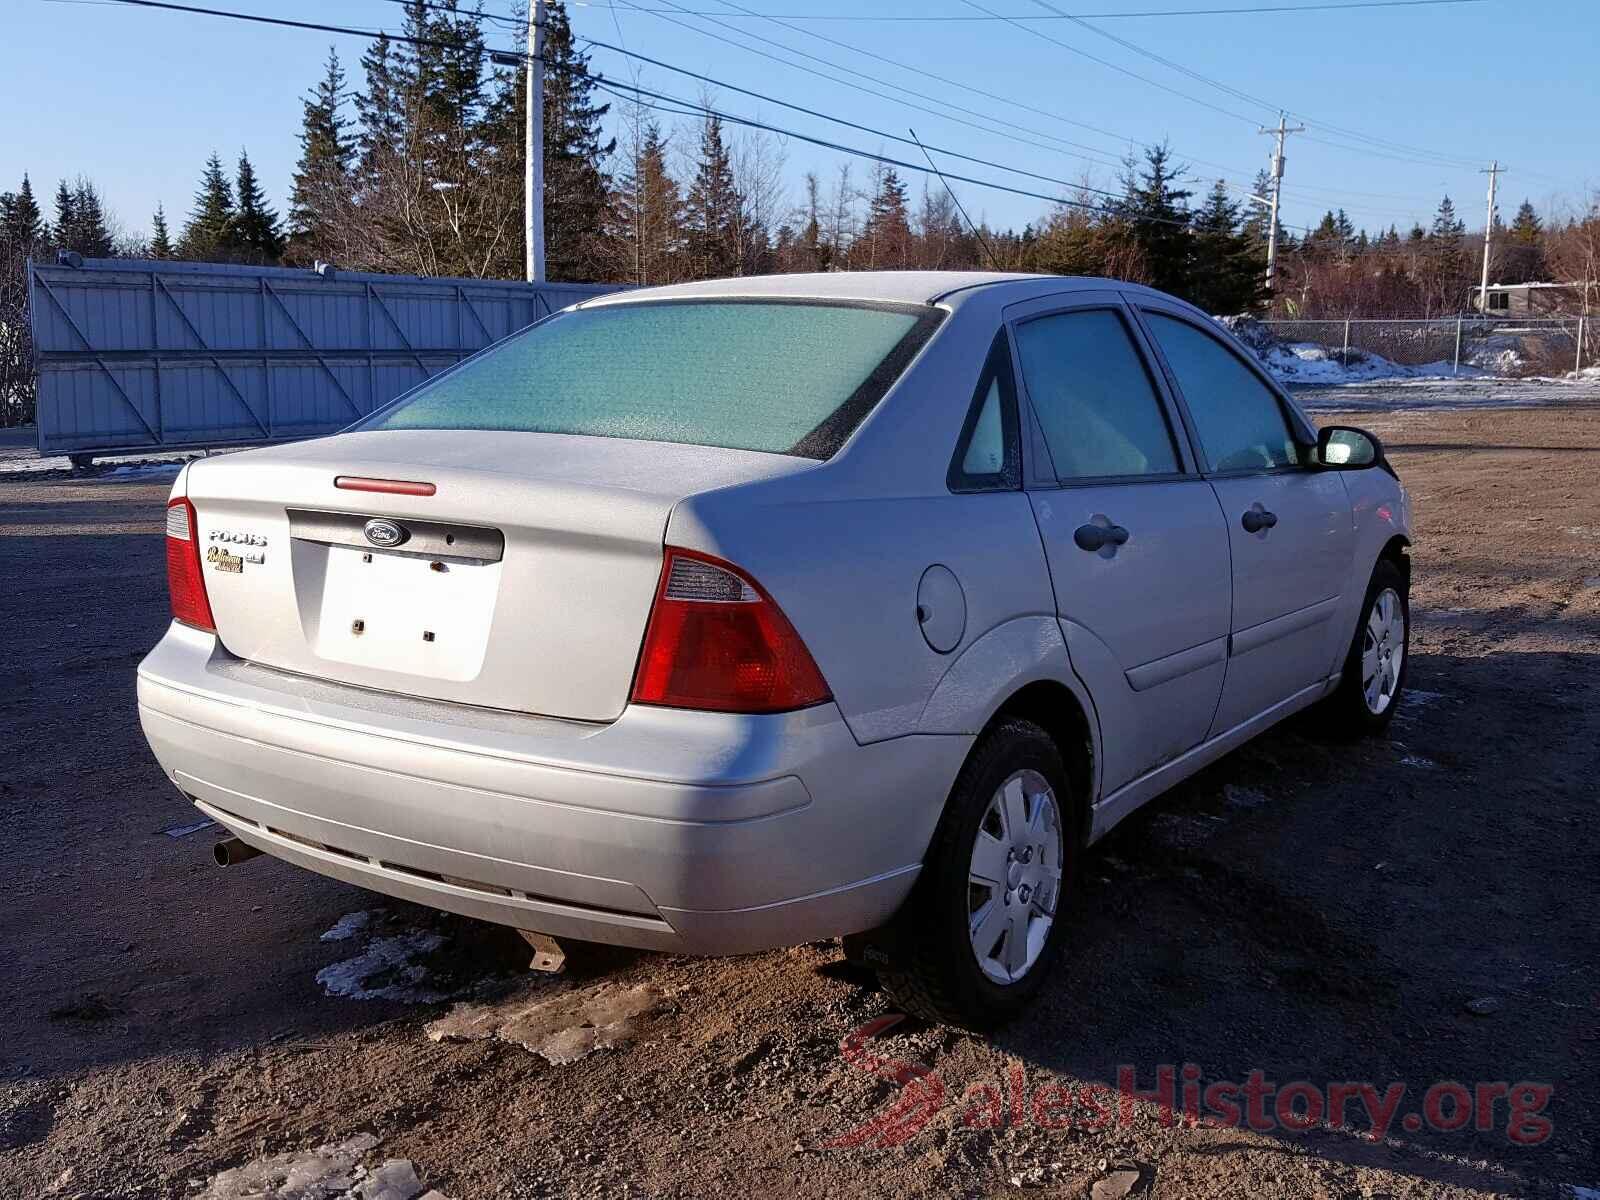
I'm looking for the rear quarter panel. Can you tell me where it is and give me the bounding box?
[667,486,1060,744]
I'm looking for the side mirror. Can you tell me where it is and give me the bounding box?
[1316,425,1381,470]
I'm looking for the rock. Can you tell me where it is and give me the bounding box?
[1091,1169,1143,1200]
[1463,996,1502,1016]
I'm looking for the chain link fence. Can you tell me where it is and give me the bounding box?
[1258,316,1594,378]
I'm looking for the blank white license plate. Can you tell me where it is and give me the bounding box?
[309,544,503,681]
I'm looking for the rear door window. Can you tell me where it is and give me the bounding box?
[1013,308,1181,481]
[1144,313,1301,472]
[362,300,944,459]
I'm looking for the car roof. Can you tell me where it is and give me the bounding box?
[575,271,1155,309]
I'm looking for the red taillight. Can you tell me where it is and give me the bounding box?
[632,549,831,714]
[165,497,215,632]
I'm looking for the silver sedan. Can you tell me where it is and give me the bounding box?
[138,271,1412,1027]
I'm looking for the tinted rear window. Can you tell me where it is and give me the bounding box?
[361,299,943,459]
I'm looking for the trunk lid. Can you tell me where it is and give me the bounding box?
[182,429,814,721]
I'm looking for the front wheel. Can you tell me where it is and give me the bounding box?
[1317,558,1410,737]
[877,719,1074,1029]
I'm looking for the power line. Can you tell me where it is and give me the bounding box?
[571,32,1201,213]
[587,74,1198,226]
[86,0,1463,232]
[910,127,1001,269]
[94,0,1276,233]
[956,0,1264,126]
[638,0,1141,159]
[1013,0,1490,172]
[370,0,1487,214]
[555,0,1494,20]
[629,0,1456,216]
[604,0,1133,171]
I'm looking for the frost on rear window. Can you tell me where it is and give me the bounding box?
[363,300,938,458]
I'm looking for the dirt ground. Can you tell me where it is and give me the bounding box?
[2,403,1598,1199]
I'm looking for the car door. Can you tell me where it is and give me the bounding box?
[1134,302,1355,736]
[1006,293,1233,796]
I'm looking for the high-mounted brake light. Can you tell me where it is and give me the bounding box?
[632,548,831,714]
[165,497,215,632]
[335,475,437,496]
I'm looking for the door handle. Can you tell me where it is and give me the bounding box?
[1074,522,1131,552]
[1241,508,1279,533]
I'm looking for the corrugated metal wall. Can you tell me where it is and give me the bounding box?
[27,258,622,457]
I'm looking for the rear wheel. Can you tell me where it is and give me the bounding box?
[877,719,1075,1029]
[1317,557,1409,737]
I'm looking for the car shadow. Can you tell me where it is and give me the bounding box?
[976,645,1599,1194]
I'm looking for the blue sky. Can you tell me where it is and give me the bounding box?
[5,0,1596,246]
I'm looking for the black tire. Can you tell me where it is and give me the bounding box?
[877,718,1076,1030]
[1315,557,1410,739]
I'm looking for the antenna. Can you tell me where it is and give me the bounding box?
[909,128,1000,270]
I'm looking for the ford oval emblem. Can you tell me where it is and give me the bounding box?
[363,518,408,548]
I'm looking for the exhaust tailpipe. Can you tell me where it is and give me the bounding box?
[213,837,262,867]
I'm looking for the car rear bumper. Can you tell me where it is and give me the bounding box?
[137,623,970,954]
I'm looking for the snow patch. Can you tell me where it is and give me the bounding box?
[106,462,185,479]
[197,1133,451,1200]
[316,932,448,1003]
[0,448,197,476]
[320,909,378,942]
[427,980,668,1064]
[1401,688,1447,710]
[1214,316,1480,386]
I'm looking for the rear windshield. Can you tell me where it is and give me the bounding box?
[360,299,944,459]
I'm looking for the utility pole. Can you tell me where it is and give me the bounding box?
[1258,113,1305,293]
[1478,160,1504,315]
[526,0,546,284]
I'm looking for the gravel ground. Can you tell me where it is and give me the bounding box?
[2,405,1598,1199]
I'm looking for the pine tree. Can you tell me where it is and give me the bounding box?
[609,118,682,285]
[230,150,285,264]
[1114,143,1193,297]
[179,153,238,261]
[1509,200,1543,245]
[1239,168,1274,249]
[149,205,174,258]
[69,180,114,257]
[1308,211,1342,259]
[1,175,45,246]
[1189,180,1266,315]
[860,167,913,268]
[685,114,740,279]
[541,0,615,281]
[1501,199,1547,284]
[793,171,830,271]
[289,46,355,260]
[354,33,405,186]
[51,180,75,249]
[1424,195,1470,315]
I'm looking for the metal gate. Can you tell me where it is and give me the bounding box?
[27,257,621,458]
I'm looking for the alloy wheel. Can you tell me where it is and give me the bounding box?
[967,770,1064,985]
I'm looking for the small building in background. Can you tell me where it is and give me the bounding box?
[1473,281,1587,316]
